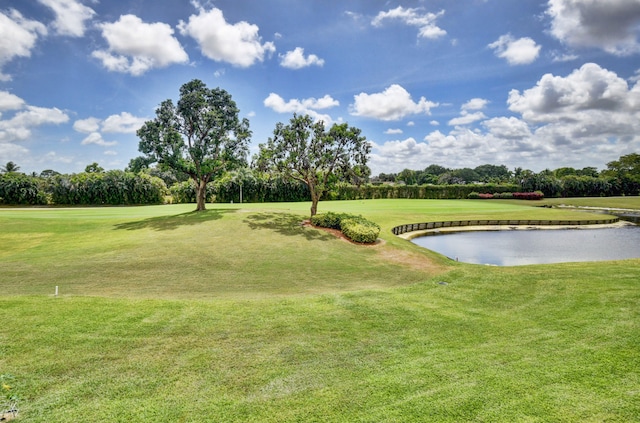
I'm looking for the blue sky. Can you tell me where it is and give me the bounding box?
[1,0,640,176]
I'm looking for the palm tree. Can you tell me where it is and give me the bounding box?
[1,161,20,173]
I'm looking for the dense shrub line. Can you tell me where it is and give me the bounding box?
[311,212,380,244]
[0,173,48,205]
[0,171,167,205]
[468,191,544,200]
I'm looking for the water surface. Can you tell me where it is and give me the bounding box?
[411,225,640,266]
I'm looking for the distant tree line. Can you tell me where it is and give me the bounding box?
[1,153,639,206]
[0,162,167,206]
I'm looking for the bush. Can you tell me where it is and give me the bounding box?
[467,192,494,199]
[493,192,514,199]
[310,212,350,229]
[513,191,544,200]
[311,212,380,244]
[0,173,48,205]
[340,217,380,244]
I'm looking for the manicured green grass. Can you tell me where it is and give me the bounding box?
[1,199,639,422]
[537,196,640,210]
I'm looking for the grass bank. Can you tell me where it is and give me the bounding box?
[1,199,639,422]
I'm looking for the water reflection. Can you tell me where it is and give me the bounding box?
[411,225,640,266]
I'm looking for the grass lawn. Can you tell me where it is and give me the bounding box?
[1,199,639,422]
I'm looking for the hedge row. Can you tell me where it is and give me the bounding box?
[0,171,167,205]
[311,212,380,244]
[468,191,544,200]
[330,183,519,201]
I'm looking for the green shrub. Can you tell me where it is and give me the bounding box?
[310,212,350,229]
[311,212,380,243]
[467,192,480,199]
[340,217,380,244]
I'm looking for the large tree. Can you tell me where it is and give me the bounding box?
[257,114,370,217]
[137,79,250,211]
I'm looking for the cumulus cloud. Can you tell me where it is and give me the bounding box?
[0,91,26,112]
[101,112,147,133]
[73,117,100,133]
[37,0,95,37]
[372,6,446,39]
[385,128,403,135]
[264,93,339,123]
[462,98,489,111]
[547,0,640,55]
[80,132,117,147]
[448,111,486,126]
[92,15,188,76]
[482,117,532,140]
[178,4,275,67]
[0,9,47,81]
[370,63,640,173]
[0,94,69,144]
[350,84,438,121]
[507,63,636,122]
[488,34,541,65]
[448,98,488,126]
[73,112,146,152]
[279,47,324,69]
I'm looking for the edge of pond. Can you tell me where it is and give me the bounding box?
[396,219,634,240]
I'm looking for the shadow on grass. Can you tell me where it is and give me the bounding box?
[244,212,334,241]
[114,209,228,231]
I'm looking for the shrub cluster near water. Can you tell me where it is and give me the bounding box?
[311,212,380,244]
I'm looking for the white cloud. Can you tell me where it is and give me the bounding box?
[0,105,69,143]
[385,128,403,135]
[0,91,26,112]
[93,15,188,76]
[0,142,29,159]
[80,132,117,147]
[37,0,95,37]
[372,6,446,39]
[550,50,579,62]
[448,111,486,126]
[547,0,640,56]
[482,117,532,140]
[73,117,100,133]
[370,63,640,173]
[350,84,438,121]
[462,98,489,111]
[488,34,541,65]
[508,63,636,122]
[0,9,47,81]
[279,47,324,69]
[448,98,489,126]
[101,112,146,133]
[178,4,275,68]
[264,93,338,123]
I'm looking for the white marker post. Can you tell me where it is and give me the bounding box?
[55,286,58,296]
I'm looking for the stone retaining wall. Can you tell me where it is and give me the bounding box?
[391,217,619,236]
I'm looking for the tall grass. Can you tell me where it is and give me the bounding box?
[1,199,639,422]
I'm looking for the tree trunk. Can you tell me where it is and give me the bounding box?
[195,179,207,211]
[310,188,319,217]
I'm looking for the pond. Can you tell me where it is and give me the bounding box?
[411,224,640,266]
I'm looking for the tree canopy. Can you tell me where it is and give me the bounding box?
[256,114,370,217]
[137,79,250,211]
[1,161,20,174]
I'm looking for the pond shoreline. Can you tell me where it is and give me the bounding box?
[398,220,634,240]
